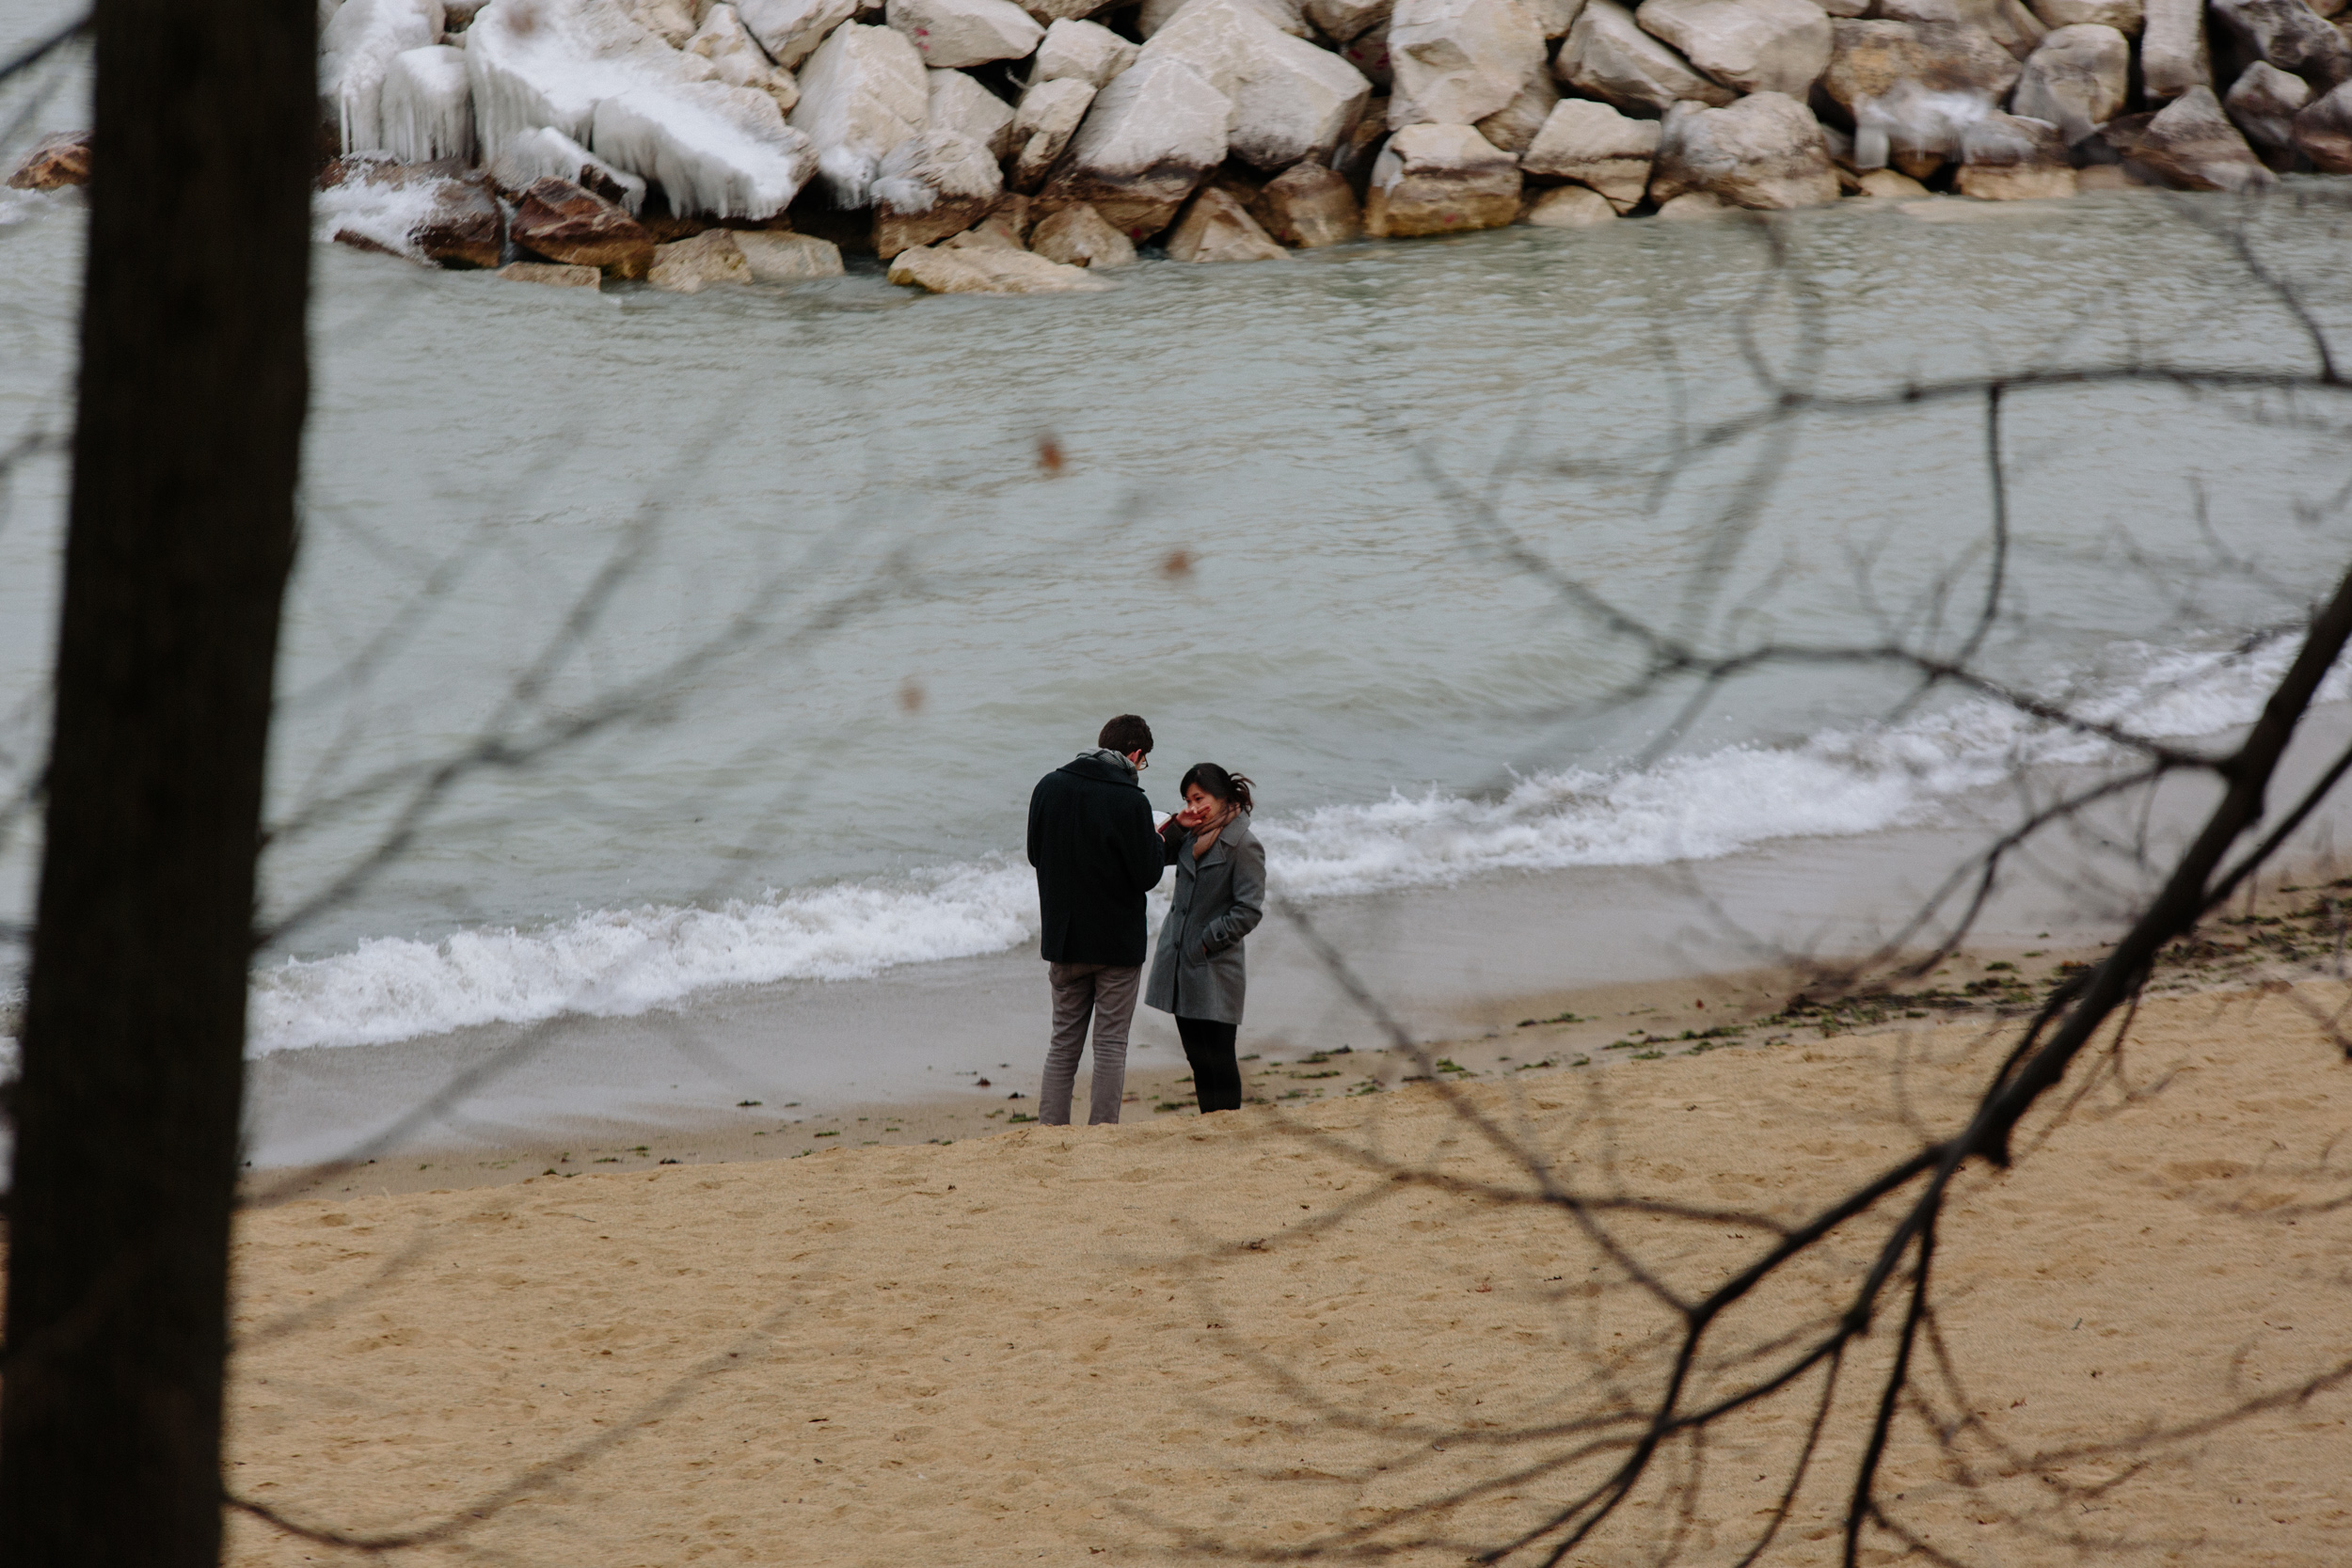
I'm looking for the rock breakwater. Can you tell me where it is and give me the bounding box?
[13,0,2351,293]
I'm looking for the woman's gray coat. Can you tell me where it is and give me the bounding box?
[1145,813,1265,1025]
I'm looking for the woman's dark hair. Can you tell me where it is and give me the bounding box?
[1179,763,1254,815]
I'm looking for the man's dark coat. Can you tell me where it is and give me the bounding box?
[1027,753,1166,966]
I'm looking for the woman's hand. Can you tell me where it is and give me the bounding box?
[1173,801,1213,830]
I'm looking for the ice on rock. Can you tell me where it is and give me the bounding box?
[469,0,813,218]
[322,0,447,151]
[381,45,478,162]
[787,21,931,203]
[929,64,1019,156]
[690,3,803,113]
[593,80,818,215]
[491,123,651,212]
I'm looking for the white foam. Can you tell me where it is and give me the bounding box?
[249,636,2348,1054]
[312,166,448,256]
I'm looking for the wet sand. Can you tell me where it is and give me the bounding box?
[223,955,2352,1567]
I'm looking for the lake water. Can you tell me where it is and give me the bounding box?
[6,5,2352,1161]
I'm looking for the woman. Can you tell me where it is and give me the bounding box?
[1146,764,1265,1114]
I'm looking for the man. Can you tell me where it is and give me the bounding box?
[1026,713,1167,1125]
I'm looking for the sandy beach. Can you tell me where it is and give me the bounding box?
[220,950,2352,1567]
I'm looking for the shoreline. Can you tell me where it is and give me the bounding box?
[247,846,2352,1204]
[216,915,2352,1566]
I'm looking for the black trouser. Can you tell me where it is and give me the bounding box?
[1176,1016,1243,1113]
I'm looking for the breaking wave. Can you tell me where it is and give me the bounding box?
[248,636,2344,1054]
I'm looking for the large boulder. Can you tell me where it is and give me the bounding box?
[469,0,814,218]
[2138,0,2208,100]
[1166,184,1289,258]
[871,127,1006,253]
[1009,76,1097,187]
[1036,53,1230,235]
[412,173,504,267]
[787,22,930,204]
[1527,0,1588,33]
[1821,18,2021,109]
[1248,160,1364,243]
[1476,56,1563,151]
[887,0,1046,67]
[886,240,1113,289]
[2127,82,2276,186]
[1147,0,1374,168]
[930,66,1019,156]
[2290,78,2352,167]
[1822,20,2020,166]
[322,0,442,152]
[1648,89,1836,206]
[1634,0,1834,97]
[1028,199,1140,261]
[511,175,658,273]
[1557,0,1739,115]
[381,44,477,164]
[738,0,859,67]
[1388,0,1549,126]
[733,229,850,277]
[1139,0,1312,35]
[688,4,803,113]
[5,131,89,190]
[1522,182,1619,221]
[1875,0,2043,59]
[1519,95,1659,210]
[1031,17,1139,84]
[490,125,648,213]
[2010,23,2128,138]
[2209,0,2352,90]
[2224,59,2311,161]
[1364,119,1521,233]
[650,228,753,290]
[1952,108,2075,195]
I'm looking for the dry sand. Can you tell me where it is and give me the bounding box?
[224,977,2352,1567]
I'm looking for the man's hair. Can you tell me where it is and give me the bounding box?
[1098,714,1153,756]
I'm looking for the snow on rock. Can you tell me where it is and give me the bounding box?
[1031,17,1137,86]
[690,3,803,113]
[872,127,1004,253]
[1388,0,1548,128]
[322,0,446,151]
[491,123,649,213]
[465,0,815,216]
[382,45,478,163]
[1144,0,1372,168]
[1038,51,1229,236]
[930,65,1019,156]
[1009,75,1096,187]
[592,78,818,216]
[467,0,700,151]
[788,21,930,204]
[739,0,859,66]
[887,0,1046,68]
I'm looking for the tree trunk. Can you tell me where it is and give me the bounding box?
[0,0,313,1562]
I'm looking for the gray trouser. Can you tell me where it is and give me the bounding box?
[1041,961,1140,1126]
